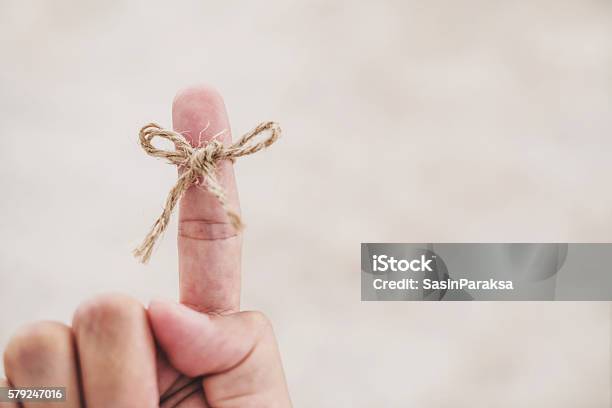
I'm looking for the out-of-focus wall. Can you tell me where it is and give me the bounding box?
[0,1,610,406]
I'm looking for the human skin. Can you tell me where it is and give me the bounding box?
[1,85,292,407]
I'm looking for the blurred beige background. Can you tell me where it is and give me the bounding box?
[1,1,611,406]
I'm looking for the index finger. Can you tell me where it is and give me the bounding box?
[173,85,242,314]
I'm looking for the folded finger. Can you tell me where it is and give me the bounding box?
[3,322,81,408]
[72,294,158,408]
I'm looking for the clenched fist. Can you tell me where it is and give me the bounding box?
[1,86,292,408]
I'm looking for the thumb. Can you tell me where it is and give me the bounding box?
[148,299,291,406]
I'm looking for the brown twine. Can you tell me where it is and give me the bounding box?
[134,121,281,263]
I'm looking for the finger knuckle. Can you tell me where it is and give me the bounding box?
[3,321,71,374]
[242,310,273,333]
[73,293,143,335]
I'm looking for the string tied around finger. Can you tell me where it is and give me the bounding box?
[133,121,281,263]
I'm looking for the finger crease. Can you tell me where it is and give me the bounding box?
[178,219,239,241]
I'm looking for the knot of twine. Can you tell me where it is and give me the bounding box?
[134,121,281,263]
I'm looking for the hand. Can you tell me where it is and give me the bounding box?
[1,86,292,408]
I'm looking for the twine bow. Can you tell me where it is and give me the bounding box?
[134,121,281,263]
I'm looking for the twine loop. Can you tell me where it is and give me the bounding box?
[134,121,281,263]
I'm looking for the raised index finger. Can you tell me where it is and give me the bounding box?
[173,85,242,314]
